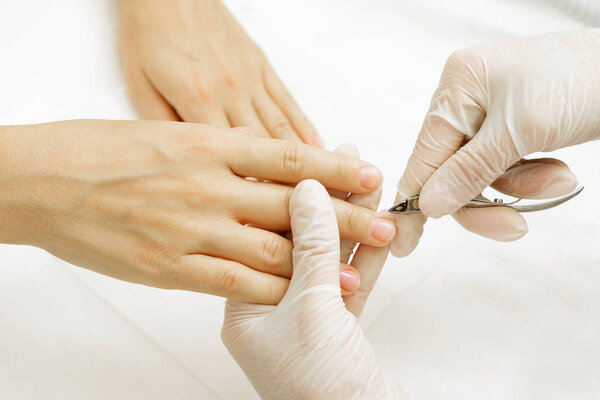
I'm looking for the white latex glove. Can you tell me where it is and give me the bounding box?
[222,180,406,400]
[392,29,599,257]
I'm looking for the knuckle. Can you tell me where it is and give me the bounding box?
[269,116,293,136]
[335,156,355,187]
[216,267,240,295]
[134,245,172,277]
[260,236,286,265]
[259,237,290,272]
[342,205,365,233]
[281,145,307,179]
[221,69,241,91]
[442,47,486,88]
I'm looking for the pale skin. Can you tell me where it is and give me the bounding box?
[0,120,395,304]
[118,0,323,146]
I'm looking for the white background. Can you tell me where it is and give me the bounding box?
[1,0,599,399]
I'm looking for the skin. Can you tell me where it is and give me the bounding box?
[0,120,394,304]
[118,0,322,146]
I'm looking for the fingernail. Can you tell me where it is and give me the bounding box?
[535,171,578,198]
[499,162,578,199]
[359,165,383,189]
[484,216,529,242]
[308,133,325,148]
[371,217,396,242]
[455,207,529,242]
[340,268,360,292]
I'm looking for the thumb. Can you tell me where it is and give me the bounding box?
[419,119,522,217]
[287,179,341,293]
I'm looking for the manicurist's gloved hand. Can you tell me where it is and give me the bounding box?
[392,29,600,257]
[118,0,321,146]
[222,180,407,400]
[0,120,394,303]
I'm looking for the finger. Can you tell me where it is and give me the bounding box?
[287,180,340,291]
[328,143,373,263]
[263,64,323,147]
[328,143,360,200]
[234,180,394,246]
[226,136,383,193]
[340,264,360,295]
[343,212,391,317]
[419,119,522,218]
[200,220,363,293]
[391,85,485,257]
[171,254,289,305]
[253,91,301,142]
[177,106,230,128]
[343,188,383,258]
[126,69,179,121]
[491,158,578,199]
[226,101,270,138]
[199,222,293,278]
[451,196,528,242]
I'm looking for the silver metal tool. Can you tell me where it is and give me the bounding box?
[388,186,584,214]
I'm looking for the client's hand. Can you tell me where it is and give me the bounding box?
[222,180,407,399]
[119,0,321,145]
[0,120,394,304]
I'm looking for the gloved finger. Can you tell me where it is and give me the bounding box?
[287,179,341,292]
[419,119,522,218]
[491,158,578,199]
[391,84,485,257]
[344,211,390,318]
[125,70,180,121]
[451,194,528,242]
[263,63,323,147]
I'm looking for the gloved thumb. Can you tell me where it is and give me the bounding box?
[286,179,341,295]
[419,119,522,217]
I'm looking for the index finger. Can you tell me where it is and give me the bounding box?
[226,135,383,194]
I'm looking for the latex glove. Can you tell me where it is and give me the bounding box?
[392,29,598,257]
[118,0,322,146]
[0,120,395,304]
[223,180,406,399]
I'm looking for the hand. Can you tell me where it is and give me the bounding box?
[0,120,395,303]
[222,180,406,399]
[118,0,321,146]
[391,29,599,257]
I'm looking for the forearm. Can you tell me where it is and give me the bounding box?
[0,124,38,245]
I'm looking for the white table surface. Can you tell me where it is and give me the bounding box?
[1,1,599,399]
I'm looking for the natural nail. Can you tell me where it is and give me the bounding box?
[309,133,325,148]
[359,166,383,189]
[340,268,360,292]
[371,217,396,242]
